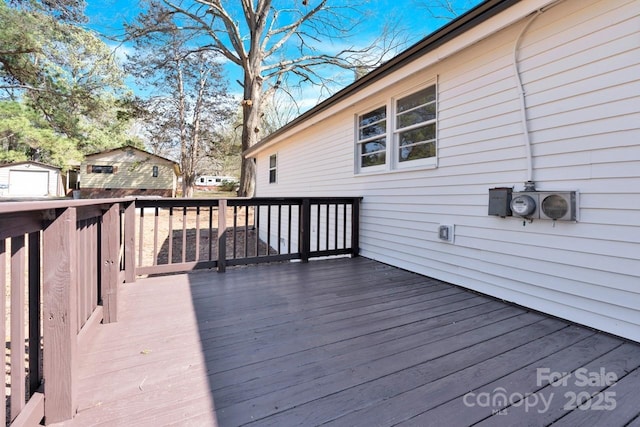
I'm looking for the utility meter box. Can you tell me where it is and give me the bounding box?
[509,191,577,221]
[488,188,513,217]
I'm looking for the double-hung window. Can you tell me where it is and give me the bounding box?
[357,106,387,170]
[395,84,437,167]
[356,81,437,173]
[269,153,277,183]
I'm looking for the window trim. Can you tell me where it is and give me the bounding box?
[355,78,438,175]
[355,103,388,174]
[393,82,438,169]
[268,153,277,184]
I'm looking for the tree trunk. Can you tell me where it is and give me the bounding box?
[182,174,195,198]
[176,56,191,198]
[238,75,262,198]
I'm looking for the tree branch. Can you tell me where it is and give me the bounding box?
[262,1,328,59]
[0,84,47,92]
[182,0,247,65]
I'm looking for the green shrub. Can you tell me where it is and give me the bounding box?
[219,179,239,192]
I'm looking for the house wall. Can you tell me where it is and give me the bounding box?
[0,163,62,197]
[0,168,7,196]
[80,148,177,198]
[251,0,640,341]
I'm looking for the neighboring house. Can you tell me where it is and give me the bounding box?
[0,161,64,197]
[246,0,640,342]
[80,146,179,198]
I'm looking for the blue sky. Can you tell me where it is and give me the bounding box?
[85,0,482,103]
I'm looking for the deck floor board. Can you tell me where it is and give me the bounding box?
[56,257,640,426]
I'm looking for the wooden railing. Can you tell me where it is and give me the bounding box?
[0,199,128,426]
[133,197,360,275]
[0,196,360,425]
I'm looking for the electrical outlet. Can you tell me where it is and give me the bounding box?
[438,224,455,243]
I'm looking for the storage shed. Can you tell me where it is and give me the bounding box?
[0,161,64,197]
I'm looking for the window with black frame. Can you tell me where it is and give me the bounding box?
[91,165,114,174]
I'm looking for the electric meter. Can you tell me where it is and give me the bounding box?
[510,194,536,217]
[538,192,577,221]
[503,190,577,221]
[541,194,568,219]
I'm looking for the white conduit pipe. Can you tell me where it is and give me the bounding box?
[513,9,542,188]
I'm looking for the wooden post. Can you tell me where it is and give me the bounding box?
[0,238,5,425]
[217,200,227,272]
[300,199,311,263]
[123,201,136,283]
[43,208,78,424]
[351,198,360,258]
[11,234,26,419]
[28,231,42,395]
[101,203,119,323]
[138,208,144,267]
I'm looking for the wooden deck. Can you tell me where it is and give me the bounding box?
[55,257,640,426]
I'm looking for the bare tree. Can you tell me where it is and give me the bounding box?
[259,87,305,135]
[128,0,404,196]
[126,23,234,197]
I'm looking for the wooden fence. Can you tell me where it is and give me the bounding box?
[0,196,360,425]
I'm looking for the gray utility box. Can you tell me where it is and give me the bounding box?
[488,187,513,217]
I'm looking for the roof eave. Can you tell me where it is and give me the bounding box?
[0,161,62,171]
[84,145,180,166]
[244,0,518,158]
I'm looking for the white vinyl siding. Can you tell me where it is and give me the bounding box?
[252,0,640,342]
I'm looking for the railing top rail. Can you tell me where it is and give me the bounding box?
[227,198,305,207]
[135,198,222,208]
[0,196,362,216]
[0,197,129,215]
[128,196,362,209]
[295,197,363,204]
[228,197,362,207]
